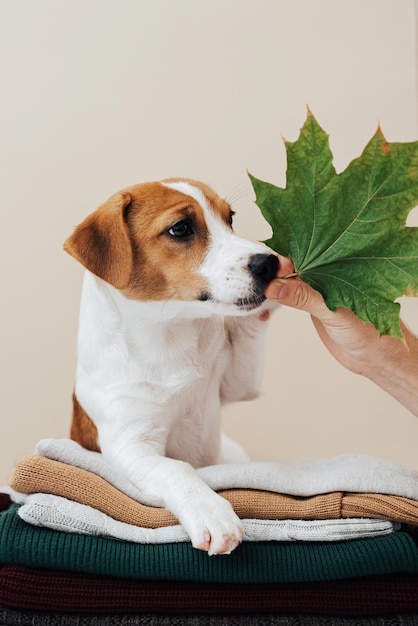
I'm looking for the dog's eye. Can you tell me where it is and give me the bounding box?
[228,211,235,227]
[167,219,194,239]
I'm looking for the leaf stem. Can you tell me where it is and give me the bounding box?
[279,272,299,279]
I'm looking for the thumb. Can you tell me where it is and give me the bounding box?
[265,277,330,319]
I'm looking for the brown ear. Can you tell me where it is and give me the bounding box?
[64,191,133,289]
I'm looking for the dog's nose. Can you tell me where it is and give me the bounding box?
[248,253,279,289]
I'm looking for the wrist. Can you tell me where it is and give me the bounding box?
[364,329,418,416]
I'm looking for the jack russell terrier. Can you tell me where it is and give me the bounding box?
[64,179,279,555]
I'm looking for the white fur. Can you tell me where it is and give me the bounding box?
[74,181,276,555]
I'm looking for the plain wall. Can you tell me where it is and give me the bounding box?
[1,0,418,484]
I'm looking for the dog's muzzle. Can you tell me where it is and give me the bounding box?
[233,253,279,311]
[198,253,279,310]
[248,253,279,290]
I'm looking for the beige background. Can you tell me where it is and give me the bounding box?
[1,0,418,485]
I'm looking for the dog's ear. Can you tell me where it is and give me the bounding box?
[64,191,133,289]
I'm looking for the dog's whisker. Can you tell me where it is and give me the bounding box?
[224,184,252,206]
[224,182,245,200]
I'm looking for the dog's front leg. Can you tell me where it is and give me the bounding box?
[221,305,276,403]
[99,429,244,555]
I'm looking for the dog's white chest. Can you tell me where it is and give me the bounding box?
[163,317,230,465]
[75,273,231,466]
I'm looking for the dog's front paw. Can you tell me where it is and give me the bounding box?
[181,494,244,556]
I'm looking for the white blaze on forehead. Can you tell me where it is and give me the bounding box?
[161,180,229,235]
[161,180,260,247]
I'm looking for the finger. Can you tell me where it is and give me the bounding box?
[276,254,294,277]
[265,276,331,319]
[263,251,294,278]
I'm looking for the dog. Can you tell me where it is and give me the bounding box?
[64,178,279,555]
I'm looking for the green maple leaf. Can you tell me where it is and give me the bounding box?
[250,110,418,337]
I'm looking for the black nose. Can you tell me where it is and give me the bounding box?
[248,253,279,289]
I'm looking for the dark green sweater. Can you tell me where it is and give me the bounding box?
[1,505,417,583]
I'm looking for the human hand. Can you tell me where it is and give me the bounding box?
[265,255,418,415]
[265,255,406,377]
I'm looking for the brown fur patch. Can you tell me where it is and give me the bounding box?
[64,192,133,290]
[70,393,101,452]
[122,181,211,300]
[124,178,233,301]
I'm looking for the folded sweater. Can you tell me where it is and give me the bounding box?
[10,455,418,529]
[35,438,418,500]
[18,493,397,544]
[0,563,417,616]
[1,505,417,583]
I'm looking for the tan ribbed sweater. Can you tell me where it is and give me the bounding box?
[9,455,418,528]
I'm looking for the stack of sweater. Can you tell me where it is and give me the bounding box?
[1,438,418,624]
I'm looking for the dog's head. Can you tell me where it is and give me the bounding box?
[64,179,278,315]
